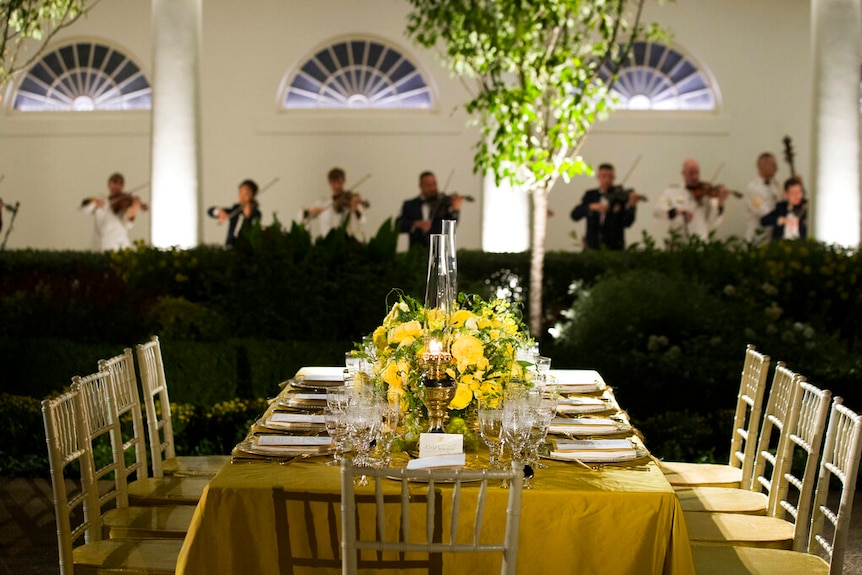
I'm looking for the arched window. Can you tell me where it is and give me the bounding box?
[282,38,433,109]
[598,41,717,111]
[13,41,151,112]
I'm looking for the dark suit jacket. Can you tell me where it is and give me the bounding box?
[207,203,262,247]
[570,188,635,250]
[761,201,808,240]
[398,196,459,248]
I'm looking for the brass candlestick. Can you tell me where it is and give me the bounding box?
[420,348,455,433]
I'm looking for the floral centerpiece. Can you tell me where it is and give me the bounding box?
[357,293,533,448]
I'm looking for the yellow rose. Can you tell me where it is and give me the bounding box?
[449,383,473,410]
[389,320,422,345]
[451,309,476,328]
[382,361,402,389]
[451,334,484,367]
[372,326,388,350]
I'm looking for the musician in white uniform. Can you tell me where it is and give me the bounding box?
[81,173,141,251]
[654,159,729,241]
[744,152,781,244]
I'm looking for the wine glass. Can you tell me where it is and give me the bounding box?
[535,356,552,384]
[478,398,504,468]
[323,408,349,466]
[375,402,401,467]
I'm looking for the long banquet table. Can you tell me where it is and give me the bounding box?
[176,370,696,575]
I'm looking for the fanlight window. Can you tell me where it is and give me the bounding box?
[598,41,717,111]
[283,38,432,109]
[13,42,151,112]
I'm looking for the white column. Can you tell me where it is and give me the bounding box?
[811,0,861,246]
[150,0,203,248]
[481,172,530,252]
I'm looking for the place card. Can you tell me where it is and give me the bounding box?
[419,433,463,458]
[406,453,467,470]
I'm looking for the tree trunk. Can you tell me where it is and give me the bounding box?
[528,185,549,337]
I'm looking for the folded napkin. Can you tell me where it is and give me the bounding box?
[263,412,325,430]
[406,453,466,470]
[256,435,333,447]
[295,366,345,380]
[549,369,605,393]
[280,393,327,408]
[556,397,610,415]
[550,439,638,463]
[548,417,622,436]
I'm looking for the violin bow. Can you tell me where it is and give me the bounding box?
[619,155,642,186]
[441,169,455,193]
[346,173,371,192]
[225,177,280,219]
[126,181,150,193]
[708,162,725,183]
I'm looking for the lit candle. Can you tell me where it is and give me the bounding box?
[428,338,442,356]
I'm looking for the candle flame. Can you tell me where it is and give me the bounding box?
[428,339,442,355]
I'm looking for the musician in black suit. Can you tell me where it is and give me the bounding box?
[760,177,807,240]
[207,179,262,247]
[570,163,639,250]
[399,171,462,248]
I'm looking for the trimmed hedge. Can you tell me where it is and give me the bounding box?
[1,223,861,472]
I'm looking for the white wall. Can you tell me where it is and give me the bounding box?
[0,0,814,252]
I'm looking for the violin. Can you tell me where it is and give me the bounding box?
[689,182,743,201]
[109,193,149,215]
[332,190,370,213]
[607,185,648,204]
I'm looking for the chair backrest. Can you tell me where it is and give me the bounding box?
[72,370,131,510]
[42,389,102,575]
[135,335,176,478]
[728,344,770,489]
[770,381,831,551]
[341,459,524,575]
[99,348,149,481]
[807,399,861,574]
[751,363,803,497]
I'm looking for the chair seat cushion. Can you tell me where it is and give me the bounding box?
[691,543,829,575]
[127,477,209,506]
[685,512,795,549]
[676,487,768,514]
[72,539,181,575]
[103,505,195,539]
[662,461,743,488]
[163,455,229,477]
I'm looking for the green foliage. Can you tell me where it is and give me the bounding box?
[406,0,653,190]
[0,393,48,475]
[0,0,89,87]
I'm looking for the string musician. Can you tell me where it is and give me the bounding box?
[207,179,262,247]
[570,163,642,250]
[760,177,807,240]
[304,168,368,240]
[399,170,471,249]
[654,159,732,241]
[81,172,145,251]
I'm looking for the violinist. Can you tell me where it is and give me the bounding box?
[81,172,142,251]
[399,171,463,249]
[304,168,367,240]
[207,179,262,247]
[570,163,641,250]
[654,159,729,241]
[760,177,807,241]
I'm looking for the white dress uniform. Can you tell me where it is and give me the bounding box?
[83,200,135,251]
[653,185,724,241]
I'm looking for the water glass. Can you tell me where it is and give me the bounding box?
[324,408,349,466]
[478,399,504,468]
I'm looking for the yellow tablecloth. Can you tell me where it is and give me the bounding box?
[177,456,695,574]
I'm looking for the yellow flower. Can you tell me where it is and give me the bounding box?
[451,309,476,328]
[449,383,473,410]
[389,320,422,345]
[451,334,484,367]
[425,308,447,331]
[372,326,388,350]
[382,361,403,389]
